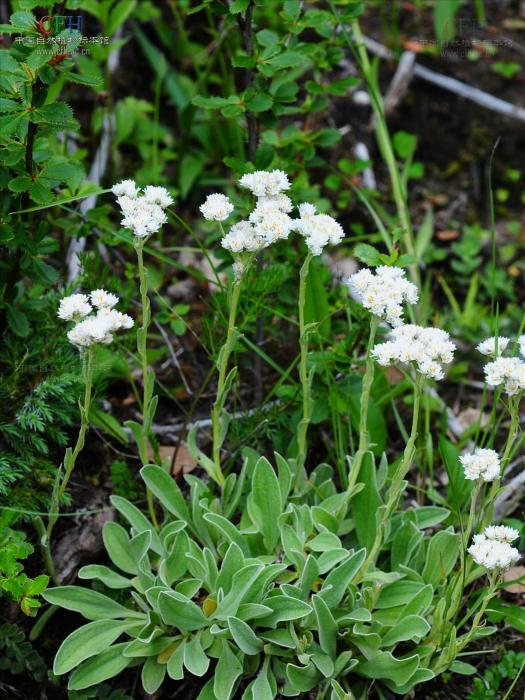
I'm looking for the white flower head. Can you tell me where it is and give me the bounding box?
[58,294,92,322]
[468,532,520,571]
[477,336,510,357]
[221,220,264,253]
[200,193,234,221]
[112,179,139,198]
[64,289,133,349]
[484,356,525,395]
[142,186,173,208]
[347,266,418,327]
[484,525,520,544]
[90,289,119,310]
[372,324,455,381]
[460,448,500,482]
[295,204,344,256]
[239,169,291,197]
[249,195,293,221]
[113,182,169,238]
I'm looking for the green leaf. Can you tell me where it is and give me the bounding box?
[313,595,338,659]
[230,0,250,12]
[286,661,322,692]
[214,564,263,620]
[78,565,132,589]
[6,305,30,337]
[0,113,24,136]
[304,256,331,337]
[158,591,207,632]
[54,619,136,674]
[227,616,263,655]
[33,102,75,125]
[434,0,461,42]
[43,586,143,620]
[358,651,419,686]
[110,495,163,555]
[140,465,192,528]
[183,634,210,676]
[258,595,312,627]
[142,656,166,693]
[246,93,273,113]
[449,660,477,675]
[68,643,131,690]
[422,530,460,586]
[63,71,103,87]
[204,513,250,556]
[8,175,32,193]
[107,0,137,36]
[214,642,243,700]
[381,615,430,646]
[319,549,366,607]
[393,130,417,160]
[352,453,381,552]
[102,522,150,575]
[354,243,382,266]
[10,11,36,29]
[192,95,232,109]
[257,29,279,47]
[248,457,281,551]
[267,51,306,70]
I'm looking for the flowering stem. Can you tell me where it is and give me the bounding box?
[458,571,498,652]
[135,239,159,529]
[37,346,95,583]
[297,252,313,471]
[360,373,423,574]
[483,394,520,527]
[211,274,243,486]
[347,315,379,496]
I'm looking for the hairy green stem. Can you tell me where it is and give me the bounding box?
[135,240,159,529]
[211,275,243,486]
[347,315,379,496]
[483,394,520,527]
[38,346,95,582]
[297,252,313,470]
[360,373,423,574]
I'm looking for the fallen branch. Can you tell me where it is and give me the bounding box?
[361,34,525,123]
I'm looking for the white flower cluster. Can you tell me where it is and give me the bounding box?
[484,356,525,395]
[239,169,291,197]
[468,527,520,571]
[347,266,418,327]
[200,193,234,222]
[460,448,500,482]
[476,336,510,357]
[295,203,344,256]
[201,170,344,257]
[372,324,455,380]
[59,290,133,349]
[112,180,173,238]
[477,333,525,395]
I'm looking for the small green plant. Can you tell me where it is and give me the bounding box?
[492,61,521,79]
[468,650,525,700]
[0,513,48,616]
[42,170,523,699]
[0,622,47,680]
